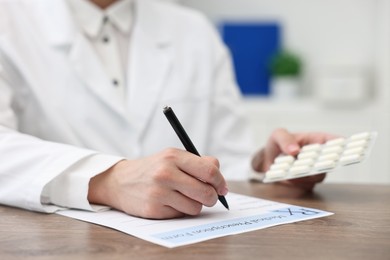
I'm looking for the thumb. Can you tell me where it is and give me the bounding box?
[271,128,300,156]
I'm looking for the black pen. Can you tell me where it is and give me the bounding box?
[163,106,229,210]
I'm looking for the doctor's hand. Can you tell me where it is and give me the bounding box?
[87,148,228,219]
[251,128,338,191]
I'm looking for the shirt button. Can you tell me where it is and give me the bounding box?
[103,16,109,24]
[112,79,119,86]
[102,36,110,43]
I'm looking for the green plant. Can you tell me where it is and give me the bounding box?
[269,50,302,77]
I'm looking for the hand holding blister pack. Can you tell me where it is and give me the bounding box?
[259,132,377,183]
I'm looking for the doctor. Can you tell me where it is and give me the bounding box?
[0,0,331,219]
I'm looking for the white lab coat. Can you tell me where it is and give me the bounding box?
[0,0,254,212]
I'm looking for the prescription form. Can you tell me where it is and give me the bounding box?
[57,192,332,248]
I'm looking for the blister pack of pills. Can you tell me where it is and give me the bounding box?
[260,131,378,183]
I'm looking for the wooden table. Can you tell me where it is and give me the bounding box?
[1,182,389,260]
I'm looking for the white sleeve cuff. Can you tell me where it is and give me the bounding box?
[41,154,124,212]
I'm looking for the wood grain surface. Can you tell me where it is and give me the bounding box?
[1,182,389,260]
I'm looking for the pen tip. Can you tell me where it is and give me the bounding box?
[218,195,229,210]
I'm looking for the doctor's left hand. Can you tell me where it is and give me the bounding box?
[87,148,228,219]
[251,128,338,191]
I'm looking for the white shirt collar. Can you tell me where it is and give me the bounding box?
[67,0,133,38]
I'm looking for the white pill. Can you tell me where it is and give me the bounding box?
[290,165,311,175]
[270,163,290,171]
[314,160,336,170]
[318,153,339,162]
[340,154,363,165]
[321,146,343,154]
[346,140,368,149]
[293,158,315,166]
[301,144,322,152]
[274,155,295,164]
[343,147,365,156]
[298,151,318,159]
[325,138,346,147]
[350,132,370,141]
[265,170,287,179]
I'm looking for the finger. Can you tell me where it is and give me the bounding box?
[251,149,265,172]
[270,128,300,156]
[261,128,299,171]
[132,187,203,219]
[161,190,204,216]
[119,187,187,219]
[140,205,186,220]
[202,156,220,168]
[161,149,228,195]
[295,132,340,146]
[163,167,219,207]
[282,173,326,191]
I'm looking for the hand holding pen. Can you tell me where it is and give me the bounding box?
[163,106,230,210]
[87,107,228,219]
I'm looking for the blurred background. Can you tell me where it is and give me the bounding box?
[170,0,390,184]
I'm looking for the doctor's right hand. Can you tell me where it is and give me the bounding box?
[87,148,228,219]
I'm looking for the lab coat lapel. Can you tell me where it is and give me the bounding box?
[34,0,126,116]
[68,35,126,116]
[128,0,173,137]
[34,0,173,129]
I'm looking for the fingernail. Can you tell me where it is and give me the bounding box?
[287,144,300,153]
[220,186,229,196]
